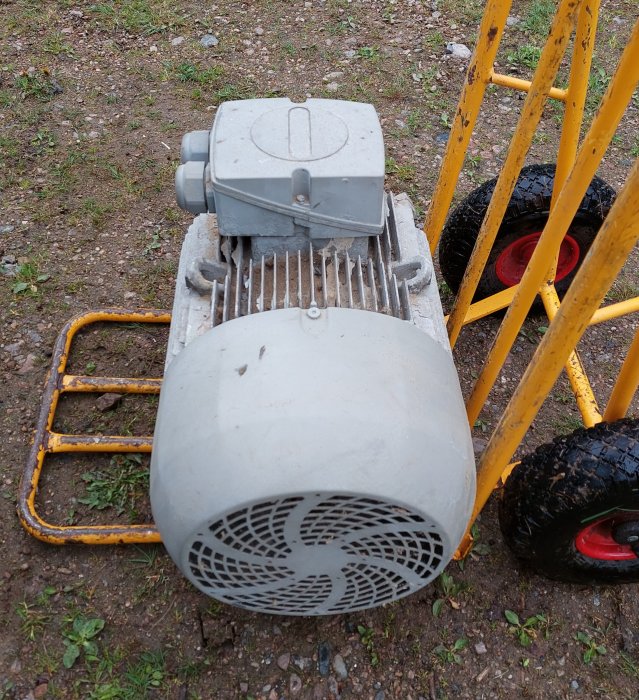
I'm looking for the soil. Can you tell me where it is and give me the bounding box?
[1,1,638,699]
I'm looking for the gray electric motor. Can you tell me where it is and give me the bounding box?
[152,98,475,616]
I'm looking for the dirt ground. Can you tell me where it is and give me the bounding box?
[1,0,639,698]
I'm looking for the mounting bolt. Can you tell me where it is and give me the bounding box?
[306,303,321,319]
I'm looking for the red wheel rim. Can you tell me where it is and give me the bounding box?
[575,515,639,561]
[495,232,580,287]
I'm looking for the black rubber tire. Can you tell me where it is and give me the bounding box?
[438,163,616,300]
[498,419,639,584]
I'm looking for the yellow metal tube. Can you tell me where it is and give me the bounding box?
[539,284,602,427]
[424,0,513,253]
[590,297,639,325]
[466,20,639,426]
[47,433,153,453]
[61,375,162,393]
[603,327,639,422]
[446,0,582,348]
[470,156,639,525]
[489,72,567,101]
[553,0,600,199]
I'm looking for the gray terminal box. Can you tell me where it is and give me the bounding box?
[204,98,386,240]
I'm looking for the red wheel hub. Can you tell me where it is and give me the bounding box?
[575,515,639,561]
[495,232,580,287]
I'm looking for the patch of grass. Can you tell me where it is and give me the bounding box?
[357,625,380,667]
[43,33,76,57]
[607,276,639,302]
[504,609,549,647]
[15,69,61,101]
[522,0,555,38]
[78,198,112,228]
[79,453,149,517]
[89,0,187,36]
[555,414,583,435]
[385,157,416,182]
[31,128,57,155]
[586,64,610,114]
[125,651,165,696]
[423,30,444,52]
[507,45,542,69]
[16,599,51,641]
[175,62,224,85]
[357,46,379,60]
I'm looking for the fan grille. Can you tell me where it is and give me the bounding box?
[184,494,447,615]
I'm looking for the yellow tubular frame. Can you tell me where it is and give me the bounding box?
[18,309,169,544]
[430,11,639,557]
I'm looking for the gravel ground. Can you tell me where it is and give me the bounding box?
[1,1,638,699]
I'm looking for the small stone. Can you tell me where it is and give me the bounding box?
[239,682,248,693]
[570,680,579,690]
[506,15,520,26]
[289,673,302,696]
[69,9,83,17]
[262,685,272,693]
[277,652,290,671]
[292,655,313,672]
[87,130,100,139]
[344,49,356,58]
[20,563,29,571]
[445,42,472,59]
[474,641,488,655]
[34,683,48,699]
[318,641,331,677]
[17,354,38,374]
[200,34,219,48]
[472,437,488,455]
[0,225,15,234]
[10,659,21,673]
[149,45,158,52]
[325,82,340,92]
[375,691,385,700]
[268,690,278,700]
[431,10,442,19]
[332,653,347,679]
[57,567,72,574]
[323,71,344,82]
[171,36,185,46]
[327,676,339,698]
[434,132,449,145]
[95,393,123,412]
[255,26,264,35]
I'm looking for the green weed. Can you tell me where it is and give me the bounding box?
[11,262,50,296]
[433,638,467,664]
[79,454,149,517]
[432,571,467,616]
[575,630,606,664]
[15,69,61,101]
[357,625,380,667]
[16,600,51,641]
[44,33,76,57]
[504,609,549,647]
[62,616,105,668]
[357,46,379,60]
